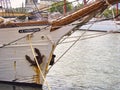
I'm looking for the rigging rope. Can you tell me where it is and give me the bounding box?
[35,0,77,11]
[105,0,119,31]
[111,9,119,30]
[58,32,109,44]
[32,0,84,16]
[0,13,119,49]
[48,20,96,71]
[27,34,51,90]
[0,25,50,48]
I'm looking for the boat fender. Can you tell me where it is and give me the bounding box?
[49,54,56,65]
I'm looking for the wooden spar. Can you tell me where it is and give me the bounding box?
[0,20,50,28]
[0,0,119,29]
[50,0,120,31]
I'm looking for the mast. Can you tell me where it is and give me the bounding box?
[83,0,87,5]
[63,0,67,15]
[116,2,119,16]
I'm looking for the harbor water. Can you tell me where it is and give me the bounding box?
[45,30,120,90]
[1,20,120,90]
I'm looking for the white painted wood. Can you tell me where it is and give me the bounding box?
[0,23,76,85]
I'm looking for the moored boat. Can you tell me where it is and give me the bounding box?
[0,0,119,89]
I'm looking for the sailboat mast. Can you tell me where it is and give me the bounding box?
[83,0,87,5]
[63,0,67,15]
[116,2,119,16]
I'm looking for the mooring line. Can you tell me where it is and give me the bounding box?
[27,34,51,90]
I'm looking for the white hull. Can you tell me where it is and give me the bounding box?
[0,23,77,85]
[0,25,52,85]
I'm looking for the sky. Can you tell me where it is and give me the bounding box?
[9,0,119,8]
[10,0,82,8]
[10,0,25,8]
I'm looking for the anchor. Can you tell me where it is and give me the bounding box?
[25,48,44,66]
